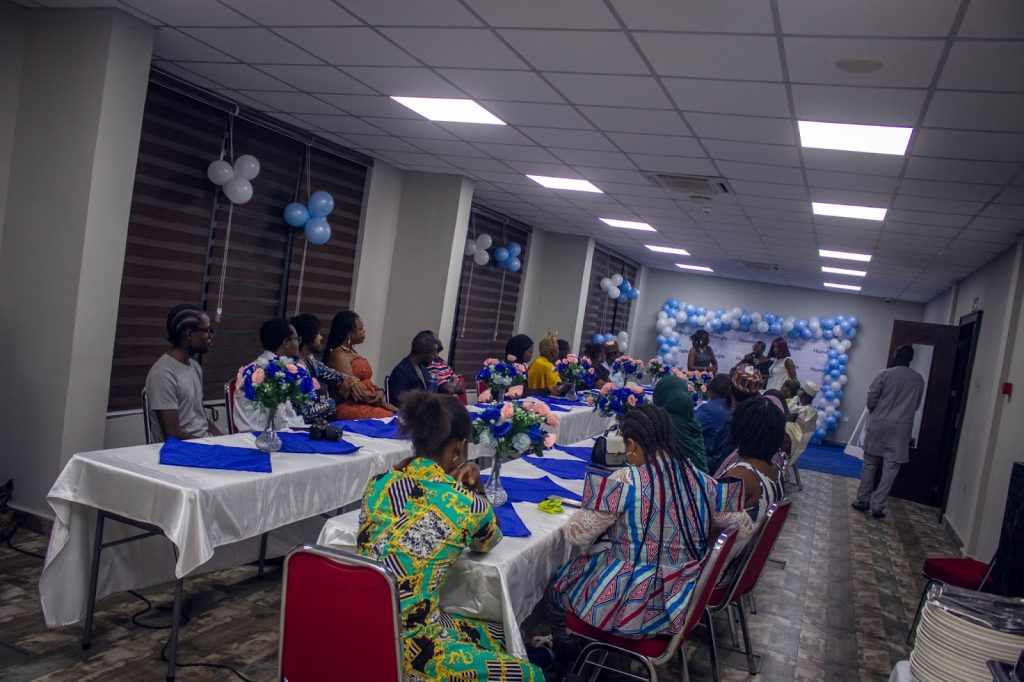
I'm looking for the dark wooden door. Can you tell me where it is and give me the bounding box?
[885,320,960,507]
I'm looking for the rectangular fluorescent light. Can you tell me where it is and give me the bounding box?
[676,263,713,272]
[822,266,867,277]
[819,248,872,262]
[390,97,505,125]
[798,120,913,156]
[645,244,691,255]
[824,282,862,291]
[600,218,655,232]
[527,175,603,193]
[812,202,887,221]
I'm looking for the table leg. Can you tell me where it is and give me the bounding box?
[81,510,106,650]
[257,533,268,580]
[165,578,184,681]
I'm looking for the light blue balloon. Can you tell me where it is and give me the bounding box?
[493,247,509,263]
[660,343,671,354]
[839,353,849,363]
[823,329,833,339]
[656,335,667,345]
[848,316,859,327]
[770,322,782,335]
[307,190,334,218]
[696,307,707,316]
[840,321,851,332]
[627,288,638,300]
[801,328,813,339]
[847,327,857,339]
[668,298,680,308]
[593,334,604,344]
[283,202,310,227]
[506,242,522,258]
[684,303,695,314]
[505,256,522,272]
[304,217,331,245]
[740,314,751,325]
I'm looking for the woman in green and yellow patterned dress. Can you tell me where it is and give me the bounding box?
[357,390,543,681]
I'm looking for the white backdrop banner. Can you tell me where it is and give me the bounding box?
[703,330,830,386]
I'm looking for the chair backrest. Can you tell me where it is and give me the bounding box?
[141,387,155,445]
[279,545,404,682]
[224,379,238,435]
[384,373,392,405]
[727,500,791,601]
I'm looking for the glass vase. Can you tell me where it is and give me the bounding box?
[254,409,282,453]
[566,380,578,401]
[484,453,508,507]
[493,386,506,403]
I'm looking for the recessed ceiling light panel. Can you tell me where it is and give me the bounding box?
[824,282,862,291]
[526,175,603,193]
[798,120,912,156]
[645,244,690,255]
[600,218,655,231]
[819,249,872,262]
[812,202,887,221]
[390,96,505,125]
[822,266,867,277]
[676,263,713,272]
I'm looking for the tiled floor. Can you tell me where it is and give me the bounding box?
[0,467,958,681]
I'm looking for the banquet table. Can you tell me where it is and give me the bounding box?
[317,438,599,661]
[469,399,614,446]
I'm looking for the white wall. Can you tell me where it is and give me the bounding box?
[520,232,594,353]
[923,286,956,326]
[633,268,925,441]
[0,8,153,517]
[0,1,26,261]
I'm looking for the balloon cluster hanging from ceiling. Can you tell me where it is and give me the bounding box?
[464,233,523,273]
[207,153,260,205]
[283,190,335,245]
[598,273,639,302]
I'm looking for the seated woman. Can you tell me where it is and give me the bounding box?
[527,333,568,394]
[357,392,542,681]
[545,405,742,654]
[583,342,610,388]
[505,333,534,365]
[323,310,396,419]
[653,375,709,473]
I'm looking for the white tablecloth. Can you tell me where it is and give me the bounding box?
[317,441,595,660]
[468,402,614,446]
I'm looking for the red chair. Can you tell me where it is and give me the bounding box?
[224,379,238,434]
[278,545,403,682]
[705,500,792,675]
[567,526,739,682]
[908,554,995,645]
[455,374,468,406]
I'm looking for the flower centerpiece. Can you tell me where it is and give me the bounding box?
[587,382,648,423]
[675,369,713,403]
[476,357,527,403]
[471,399,558,506]
[647,358,671,386]
[237,355,319,452]
[610,356,646,386]
[554,353,594,399]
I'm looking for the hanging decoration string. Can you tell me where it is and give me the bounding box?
[214,115,235,323]
[492,218,509,341]
[600,258,611,333]
[459,212,476,339]
[293,145,312,315]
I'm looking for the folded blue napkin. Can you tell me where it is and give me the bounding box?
[159,437,271,473]
[492,504,531,538]
[554,445,593,461]
[330,417,407,439]
[523,456,588,481]
[538,396,587,408]
[481,475,583,504]
[253,431,360,455]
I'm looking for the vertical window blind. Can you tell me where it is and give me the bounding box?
[579,244,639,350]
[449,207,531,379]
[107,81,367,411]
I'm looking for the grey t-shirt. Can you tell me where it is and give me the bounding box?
[145,353,209,441]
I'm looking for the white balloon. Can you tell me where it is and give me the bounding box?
[233,154,260,180]
[839,374,848,385]
[607,286,620,299]
[475,233,493,250]
[831,381,842,392]
[825,406,836,416]
[656,320,669,331]
[666,318,677,329]
[814,328,823,339]
[617,331,629,342]
[721,313,732,324]
[730,318,741,329]
[832,398,841,408]
[617,340,628,352]
[223,176,253,204]
[675,311,688,323]
[696,315,707,326]
[473,249,490,266]
[669,330,680,340]
[750,312,762,323]
[207,160,234,186]
[732,307,743,317]
[809,318,820,331]
[832,325,844,338]
[601,277,613,291]
[657,310,668,319]
[841,339,852,351]
[610,273,624,287]
[464,240,478,257]
[757,320,769,333]
[829,338,841,350]
[782,320,794,332]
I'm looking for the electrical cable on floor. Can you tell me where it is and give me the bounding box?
[4,524,45,559]
[160,636,255,682]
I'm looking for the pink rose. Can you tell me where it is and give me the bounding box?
[566,354,577,363]
[478,389,492,402]
[586,396,596,406]
[535,402,551,417]
[627,394,637,406]
[484,358,499,366]
[286,363,299,374]
[600,384,613,396]
[523,398,540,413]
[251,368,265,386]
[500,402,515,420]
[546,413,559,427]
[514,363,528,374]
[544,433,556,449]
[588,367,595,374]
[506,354,516,362]
[507,385,523,398]
[312,379,321,391]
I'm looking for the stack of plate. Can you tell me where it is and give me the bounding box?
[911,596,1024,682]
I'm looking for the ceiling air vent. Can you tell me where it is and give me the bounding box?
[737,260,781,272]
[643,173,732,197]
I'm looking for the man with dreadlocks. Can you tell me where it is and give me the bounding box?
[544,404,743,658]
[144,304,222,442]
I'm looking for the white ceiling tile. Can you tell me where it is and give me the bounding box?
[924,92,1024,132]
[703,140,800,166]
[729,180,809,200]
[437,123,538,144]
[498,30,648,74]
[518,127,618,151]
[716,160,805,185]
[577,107,690,135]
[809,187,892,206]
[121,0,254,25]
[501,160,582,177]
[784,38,945,88]
[736,195,809,212]
[384,151,455,168]
[995,187,1024,205]
[316,94,419,117]
[293,113,386,134]
[472,143,560,163]
[381,28,527,69]
[467,0,618,28]
[745,205,814,221]
[439,155,509,170]
[479,101,592,128]
[276,28,416,66]
[685,113,795,145]
[154,62,225,90]
[574,167,654,184]
[176,62,294,90]
[636,34,782,81]
[605,133,704,157]
[545,74,673,108]
[337,0,480,25]
[436,69,564,103]
[939,41,1024,93]
[470,170,534,185]
[339,67,465,97]
[805,169,899,193]
[801,148,905,176]
[333,134,422,153]
[968,216,1024,232]
[221,0,358,25]
[550,148,638,170]
[778,0,960,36]
[664,78,792,118]
[406,138,488,157]
[791,84,926,126]
[153,28,234,61]
[356,116,456,138]
[886,208,971,228]
[897,178,1002,202]
[883,222,960,239]
[610,0,775,32]
[626,155,719,176]
[612,196,678,209]
[239,91,342,114]
[912,129,1024,162]
[183,28,319,64]
[255,65,375,94]
[958,0,1024,38]
[905,157,1019,185]
[892,195,983,216]
[978,204,1024,220]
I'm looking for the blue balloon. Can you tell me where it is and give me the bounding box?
[848,316,859,328]
[801,328,813,339]
[684,303,696,314]
[834,389,843,399]
[696,307,707,316]
[836,315,846,324]
[740,314,751,325]
[741,322,751,332]
[307,191,334,218]
[847,327,857,339]
[656,335,667,345]
[711,319,722,331]
[627,288,639,300]
[715,309,725,317]
[668,298,680,308]
[283,202,310,227]
[815,428,827,439]
[840,321,851,333]
[593,334,604,344]
[304,217,331,245]
[660,343,671,354]
[788,329,799,339]
[823,388,835,400]
[825,417,837,430]
[839,353,849,363]
[823,329,833,339]
[493,247,509,263]
[827,349,838,358]
[830,368,841,379]
[828,359,839,369]
[617,293,628,303]
[505,256,522,273]
[506,242,522,258]
[770,322,782,335]
[834,411,843,423]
